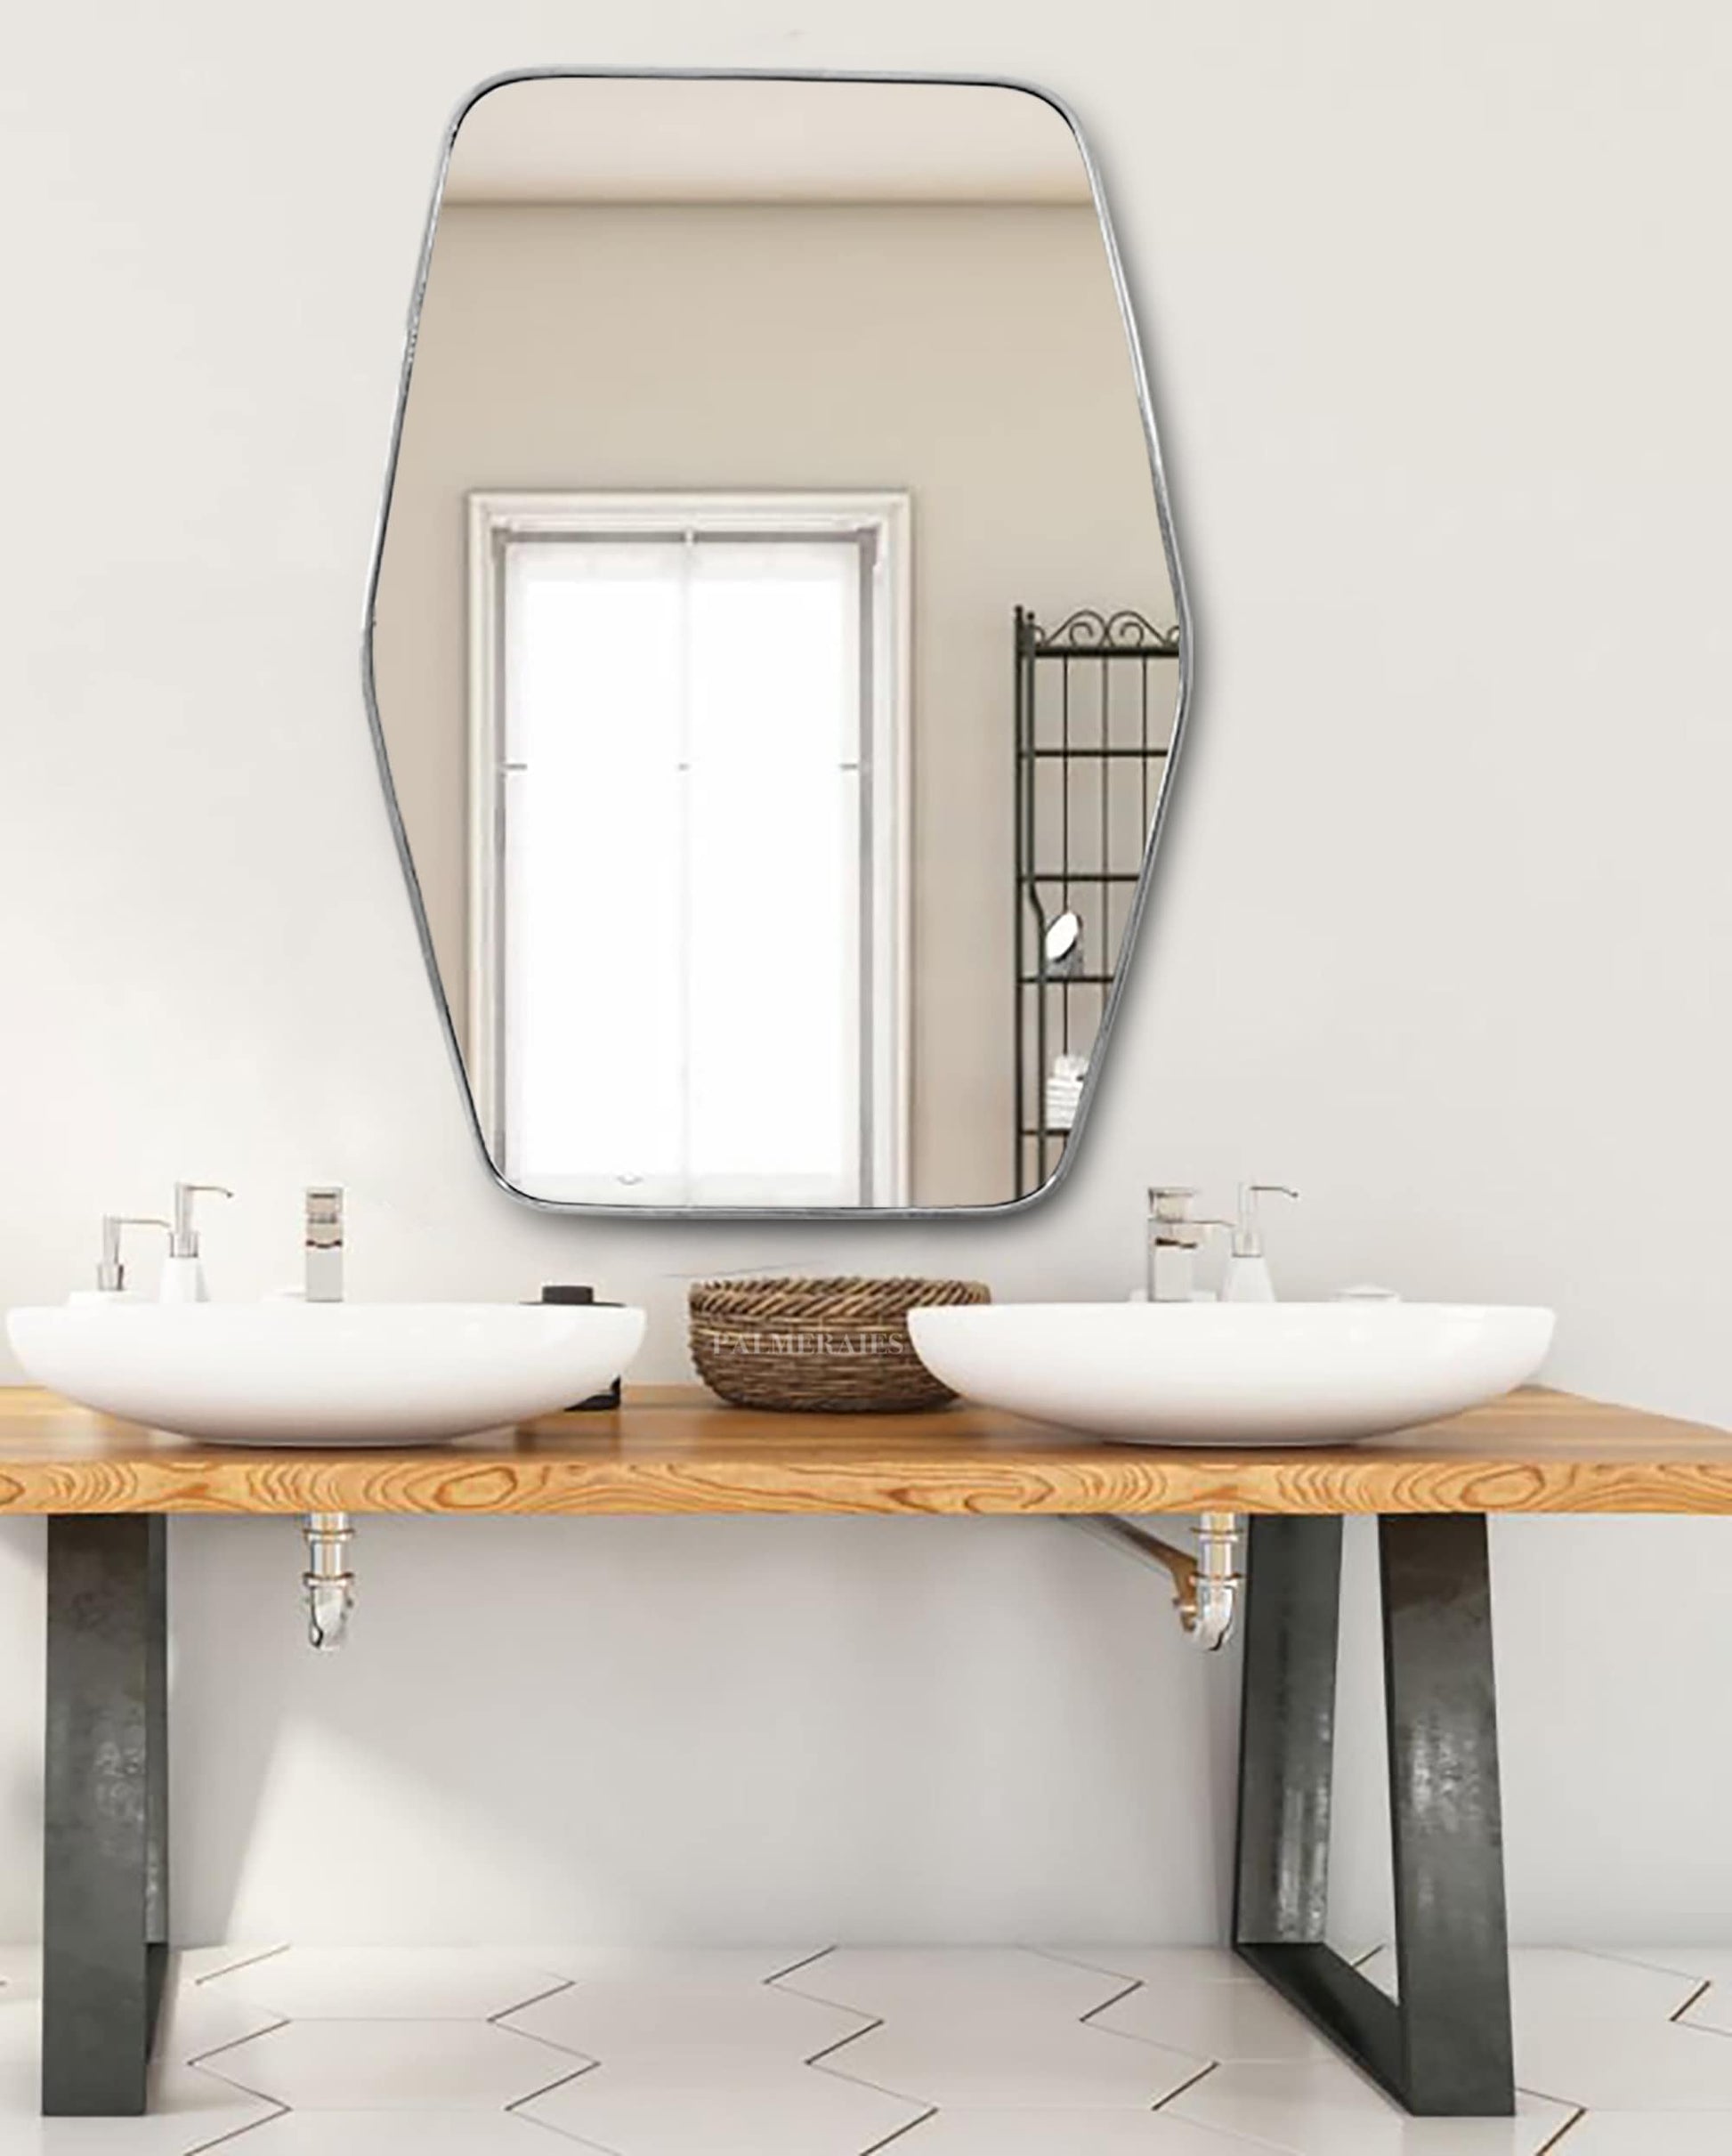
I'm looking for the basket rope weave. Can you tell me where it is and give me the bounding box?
[689,1275,990,1413]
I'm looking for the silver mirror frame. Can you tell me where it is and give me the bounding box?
[360,66,1194,1220]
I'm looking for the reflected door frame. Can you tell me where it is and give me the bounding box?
[465,488,913,1206]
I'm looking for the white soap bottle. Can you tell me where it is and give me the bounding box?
[1218,1183,1299,1304]
[158,1181,232,1302]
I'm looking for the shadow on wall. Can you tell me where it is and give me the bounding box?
[168,1512,1237,1945]
[0,1522,45,1940]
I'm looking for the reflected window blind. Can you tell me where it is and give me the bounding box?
[497,531,871,1207]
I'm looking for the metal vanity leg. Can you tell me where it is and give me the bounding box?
[42,1515,168,2116]
[1233,1513,1513,2118]
[1234,1515,1343,1946]
[1379,1513,1514,2111]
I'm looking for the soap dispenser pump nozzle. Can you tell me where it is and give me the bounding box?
[1219,1183,1299,1305]
[169,1181,232,1260]
[93,1215,171,1298]
[1232,1182,1299,1259]
[161,1181,232,1302]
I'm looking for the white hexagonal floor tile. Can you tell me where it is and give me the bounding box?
[517,2053,929,2154]
[196,2018,583,2111]
[196,1946,563,2022]
[1036,1949,1253,1988]
[776,1949,1132,2024]
[502,1967,870,2063]
[1590,1948,1732,1990]
[886,2108,1299,2153]
[1545,2118,1732,2153]
[530,1948,827,1988]
[21,1940,1732,2152]
[177,1946,288,1990]
[203,2111,578,2152]
[1679,1990,1732,2039]
[1164,2057,1576,2155]
[1087,1970,1335,2065]
[1515,2014,1732,2113]
[818,2014,1209,2112]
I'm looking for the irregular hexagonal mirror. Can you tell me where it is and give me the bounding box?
[367,71,1188,1214]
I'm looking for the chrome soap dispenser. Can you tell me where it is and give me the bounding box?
[1219,1183,1299,1304]
[159,1181,232,1302]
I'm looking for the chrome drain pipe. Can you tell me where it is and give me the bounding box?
[1071,1511,1244,1652]
[302,1513,355,1651]
[1188,1511,1243,1652]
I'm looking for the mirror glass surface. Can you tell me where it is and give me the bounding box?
[369,74,1185,1212]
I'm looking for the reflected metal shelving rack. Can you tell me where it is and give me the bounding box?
[1014,606,1181,1198]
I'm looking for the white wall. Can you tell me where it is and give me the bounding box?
[2,0,1730,1949]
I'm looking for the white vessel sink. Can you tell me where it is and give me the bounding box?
[4,1301,647,1446]
[907,1301,1555,1447]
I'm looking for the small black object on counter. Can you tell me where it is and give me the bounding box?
[538,1285,623,1410]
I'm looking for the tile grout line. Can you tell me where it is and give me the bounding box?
[1079,1977,1147,2025]
[770,1957,943,2135]
[183,2098,295,2156]
[1582,1943,1728,1984]
[859,2103,941,2152]
[806,2013,888,2068]
[489,1976,578,2025]
[1148,2055,1220,2111]
[506,2103,629,2153]
[1534,2104,1591,2152]
[794,1951,1219,2121]
[1072,2001,1219,2082]
[765,1944,840,1985]
[804,2014,935,2111]
[184,1998,601,2120]
[506,2052,607,2116]
[184,2014,295,2104]
[192,1943,295,1990]
[481,2002,603,2068]
[1514,2075,1591,2115]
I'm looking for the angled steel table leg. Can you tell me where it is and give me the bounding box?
[43,1515,168,2117]
[1234,1512,1513,2118]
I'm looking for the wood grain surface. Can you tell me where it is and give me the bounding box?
[0,1385,1728,1518]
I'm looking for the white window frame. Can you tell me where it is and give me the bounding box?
[466,488,912,1207]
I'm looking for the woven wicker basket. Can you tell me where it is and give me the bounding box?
[689,1276,991,1413]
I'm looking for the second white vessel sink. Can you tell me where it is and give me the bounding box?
[5,1300,647,1447]
[907,1301,1555,1447]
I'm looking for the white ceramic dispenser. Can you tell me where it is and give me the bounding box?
[1218,1182,1300,1303]
[158,1181,232,1303]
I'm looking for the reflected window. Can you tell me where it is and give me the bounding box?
[469,492,910,1206]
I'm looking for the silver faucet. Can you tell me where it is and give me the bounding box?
[1145,1187,1231,1301]
[304,1187,344,1302]
[297,1187,356,1649]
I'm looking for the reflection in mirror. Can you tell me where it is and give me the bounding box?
[1044,910,1085,977]
[368,74,1186,1212]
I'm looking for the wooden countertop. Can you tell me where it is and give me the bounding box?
[0,1384,1729,1518]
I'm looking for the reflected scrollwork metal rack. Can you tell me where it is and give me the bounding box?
[1014,605,1181,1197]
